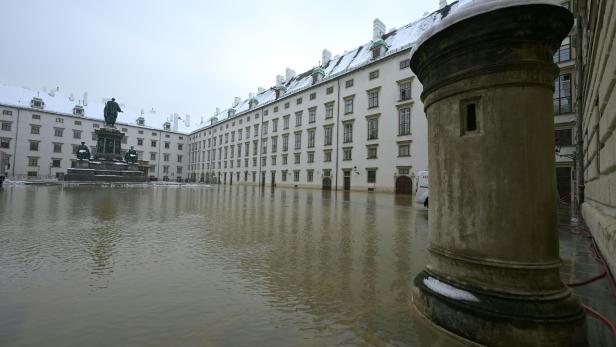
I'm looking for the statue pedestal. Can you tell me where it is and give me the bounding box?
[64,126,146,182]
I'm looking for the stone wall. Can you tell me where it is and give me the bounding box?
[576,0,616,274]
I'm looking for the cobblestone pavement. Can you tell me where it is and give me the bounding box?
[558,205,616,346]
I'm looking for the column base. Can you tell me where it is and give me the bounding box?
[412,271,587,347]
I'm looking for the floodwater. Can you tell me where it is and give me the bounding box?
[0,184,457,346]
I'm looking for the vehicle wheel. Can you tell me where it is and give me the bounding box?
[424,198,429,208]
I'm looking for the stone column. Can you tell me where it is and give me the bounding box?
[410,2,586,346]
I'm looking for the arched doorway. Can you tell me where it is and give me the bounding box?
[322,177,332,191]
[395,176,413,195]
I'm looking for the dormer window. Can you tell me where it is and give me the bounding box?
[136,116,145,126]
[163,122,171,131]
[30,97,45,109]
[274,85,287,100]
[73,105,84,116]
[311,67,325,85]
[248,98,258,110]
[228,108,236,117]
[370,39,388,60]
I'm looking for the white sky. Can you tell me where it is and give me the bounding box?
[0,0,439,122]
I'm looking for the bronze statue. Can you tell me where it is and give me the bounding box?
[103,98,123,127]
[76,142,91,160]
[124,146,138,163]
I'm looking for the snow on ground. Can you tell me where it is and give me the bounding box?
[423,276,480,302]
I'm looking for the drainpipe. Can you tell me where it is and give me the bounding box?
[12,109,20,176]
[575,11,585,219]
[334,78,341,191]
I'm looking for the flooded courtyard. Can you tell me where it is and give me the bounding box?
[0,185,442,346]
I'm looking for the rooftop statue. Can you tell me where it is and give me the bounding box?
[104,98,123,127]
[124,146,138,164]
[76,142,91,160]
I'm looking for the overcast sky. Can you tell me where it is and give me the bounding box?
[0,0,438,123]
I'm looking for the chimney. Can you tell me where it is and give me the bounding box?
[257,87,265,94]
[185,114,190,127]
[82,92,88,106]
[439,0,447,9]
[322,49,332,65]
[373,18,386,40]
[233,97,241,107]
[249,92,254,99]
[285,68,296,81]
[173,113,179,132]
[215,107,220,115]
[276,74,285,86]
[69,93,74,102]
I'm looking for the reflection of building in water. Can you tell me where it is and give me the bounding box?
[190,188,423,345]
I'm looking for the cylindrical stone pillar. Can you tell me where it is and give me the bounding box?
[410,1,586,346]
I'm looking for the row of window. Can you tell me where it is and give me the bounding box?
[207,168,380,184]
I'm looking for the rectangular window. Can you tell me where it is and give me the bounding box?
[73,130,82,139]
[296,97,302,105]
[367,169,377,183]
[398,143,410,157]
[2,110,13,116]
[284,102,290,109]
[55,118,64,123]
[283,116,290,130]
[178,143,183,150]
[325,103,334,119]
[53,143,62,153]
[294,170,300,182]
[1,122,11,131]
[150,152,156,161]
[294,153,300,164]
[307,170,314,182]
[324,150,332,162]
[400,59,411,69]
[253,140,258,155]
[164,142,170,149]
[553,36,571,63]
[263,121,269,135]
[28,157,38,167]
[30,125,40,134]
[310,92,316,100]
[344,97,354,114]
[367,146,377,159]
[261,139,268,154]
[554,74,572,114]
[399,108,411,135]
[282,170,287,181]
[274,106,279,113]
[308,108,316,123]
[307,151,314,163]
[272,119,278,132]
[555,128,573,146]
[137,138,144,146]
[343,123,353,143]
[368,90,379,108]
[151,140,157,147]
[369,70,379,80]
[295,112,302,127]
[399,81,411,100]
[163,153,170,162]
[271,137,278,152]
[52,158,61,168]
[271,155,277,166]
[343,148,352,161]
[307,129,315,148]
[324,126,333,146]
[345,79,354,88]
[261,156,267,166]
[32,114,41,120]
[0,137,10,149]
[282,134,289,151]
[367,118,379,140]
[29,141,39,151]
[177,155,183,162]
[294,132,302,150]
[282,155,288,165]
[326,86,334,95]
[54,128,64,137]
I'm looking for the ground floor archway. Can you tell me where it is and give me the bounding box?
[395,175,413,195]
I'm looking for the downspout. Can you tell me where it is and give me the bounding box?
[158,131,162,180]
[12,109,20,176]
[258,108,264,188]
[334,78,341,191]
[575,11,585,219]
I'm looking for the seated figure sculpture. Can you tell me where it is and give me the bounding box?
[76,142,91,160]
[124,146,138,163]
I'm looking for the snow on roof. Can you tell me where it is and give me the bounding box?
[415,0,565,49]
[0,84,194,134]
[0,3,454,135]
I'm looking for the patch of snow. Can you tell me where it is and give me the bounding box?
[423,276,480,302]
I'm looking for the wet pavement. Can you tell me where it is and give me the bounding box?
[558,206,616,346]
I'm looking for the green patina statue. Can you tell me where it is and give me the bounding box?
[124,146,138,163]
[104,98,123,127]
[76,142,91,160]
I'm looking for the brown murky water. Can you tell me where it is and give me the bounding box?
[0,184,459,346]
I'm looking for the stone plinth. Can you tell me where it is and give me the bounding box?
[410,2,585,346]
[94,127,124,161]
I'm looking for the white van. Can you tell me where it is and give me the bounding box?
[415,170,429,208]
